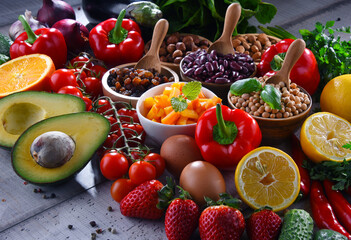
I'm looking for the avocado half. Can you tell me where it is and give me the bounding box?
[12,112,110,185]
[0,91,86,148]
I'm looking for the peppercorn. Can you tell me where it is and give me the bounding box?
[89,221,97,227]
[68,225,73,229]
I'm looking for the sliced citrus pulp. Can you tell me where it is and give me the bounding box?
[235,147,300,212]
[300,112,351,163]
[0,54,55,98]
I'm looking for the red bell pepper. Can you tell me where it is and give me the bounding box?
[195,104,262,170]
[310,180,351,239]
[10,15,67,68]
[257,39,320,95]
[89,9,144,67]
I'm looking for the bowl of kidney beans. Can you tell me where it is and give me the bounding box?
[180,49,256,101]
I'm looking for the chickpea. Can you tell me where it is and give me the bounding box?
[248,102,254,108]
[242,93,250,100]
[240,107,245,111]
[242,102,248,107]
[270,113,276,118]
[258,106,265,114]
[287,101,294,108]
[265,106,272,113]
[251,106,258,112]
[286,107,292,113]
[304,98,311,105]
[246,107,251,113]
[291,83,297,89]
[231,97,238,104]
[276,112,283,118]
[254,111,261,117]
[262,112,270,118]
[294,110,299,115]
[253,98,259,104]
[283,112,290,118]
[235,103,241,108]
[301,103,308,111]
[255,103,261,108]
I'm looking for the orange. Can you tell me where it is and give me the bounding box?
[300,112,351,163]
[234,147,300,212]
[0,54,55,98]
[320,74,351,122]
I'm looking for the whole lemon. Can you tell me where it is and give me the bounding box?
[320,74,351,122]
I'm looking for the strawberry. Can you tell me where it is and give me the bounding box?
[199,193,245,240]
[120,179,174,219]
[165,187,200,240]
[246,207,282,240]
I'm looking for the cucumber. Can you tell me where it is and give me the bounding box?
[314,229,348,240]
[278,209,314,240]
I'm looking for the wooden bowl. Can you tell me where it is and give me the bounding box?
[102,63,179,108]
[180,58,256,103]
[144,33,212,76]
[227,86,312,141]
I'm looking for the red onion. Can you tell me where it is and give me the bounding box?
[52,19,89,54]
[37,0,76,27]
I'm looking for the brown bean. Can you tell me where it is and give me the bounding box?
[176,42,186,52]
[167,44,176,54]
[252,52,261,61]
[167,34,179,44]
[236,45,245,53]
[174,57,183,64]
[232,39,241,48]
[243,42,250,50]
[172,50,183,58]
[247,35,256,43]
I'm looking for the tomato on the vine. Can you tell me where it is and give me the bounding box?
[144,153,166,178]
[104,115,120,132]
[87,65,108,80]
[100,152,129,180]
[118,123,145,147]
[129,161,156,186]
[117,108,140,123]
[95,99,113,114]
[69,56,92,69]
[82,96,92,111]
[49,69,78,92]
[57,86,83,98]
[69,68,87,82]
[80,77,102,98]
[102,133,119,148]
[110,178,135,203]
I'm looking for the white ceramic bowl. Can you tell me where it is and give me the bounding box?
[136,82,218,146]
[102,63,179,107]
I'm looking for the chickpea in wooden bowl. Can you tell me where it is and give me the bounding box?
[227,75,312,141]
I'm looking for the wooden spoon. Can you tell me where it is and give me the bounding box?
[134,19,169,73]
[265,39,306,89]
[207,3,241,55]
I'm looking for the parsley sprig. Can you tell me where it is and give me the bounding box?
[171,81,202,112]
[304,142,351,190]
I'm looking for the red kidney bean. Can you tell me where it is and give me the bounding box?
[215,77,230,84]
[205,62,214,72]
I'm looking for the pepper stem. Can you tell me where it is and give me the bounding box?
[18,15,38,44]
[270,53,285,71]
[108,9,128,45]
[213,103,238,145]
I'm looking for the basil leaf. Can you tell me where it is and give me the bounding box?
[255,2,277,24]
[230,78,263,96]
[171,97,187,112]
[182,81,202,100]
[260,85,282,110]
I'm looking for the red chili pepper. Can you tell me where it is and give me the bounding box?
[10,15,67,68]
[257,39,320,95]
[291,135,311,199]
[195,103,262,170]
[310,180,351,239]
[324,179,351,234]
[89,9,144,67]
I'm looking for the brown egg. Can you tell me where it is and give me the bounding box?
[160,135,203,178]
[179,161,226,206]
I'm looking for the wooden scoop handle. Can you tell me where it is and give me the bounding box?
[279,39,306,81]
[220,3,241,43]
[146,19,169,58]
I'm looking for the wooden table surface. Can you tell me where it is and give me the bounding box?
[1,0,350,239]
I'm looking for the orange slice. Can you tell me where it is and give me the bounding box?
[0,54,55,98]
[300,112,351,163]
[235,147,300,212]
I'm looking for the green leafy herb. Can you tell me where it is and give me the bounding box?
[154,0,277,41]
[343,142,351,150]
[171,81,202,112]
[299,21,351,97]
[230,78,262,96]
[261,85,282,110]
[258,25,297,40]
[230,78,281,109]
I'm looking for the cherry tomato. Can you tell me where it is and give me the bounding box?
[144,153,166,178]
[100,152,129,180]
[117,108,140,123]
[102,133,119,148]
[49,69,78,92]
[95,99,113,114]
[82,96,92,111]
[69,56,92,69]
[104,115,120,132]
[87,65,108,80]
[81,77,102,98]
[110,178,135,203]
[130,149,148,161]
[118,123,145,147]
[57,86,83,98]
[129,161,156,186]
[69,68,87,82]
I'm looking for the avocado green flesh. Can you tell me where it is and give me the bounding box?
[0,91,85,148]
[12,112,110,185]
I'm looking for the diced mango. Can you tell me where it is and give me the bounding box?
[154,94,170,108]
[181,109,198,119]
[144,97,155,110]
[164,106,173,115]
[176,116,188,125]
[161,110,180,125]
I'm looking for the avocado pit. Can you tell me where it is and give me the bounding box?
[30,131,75,168]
